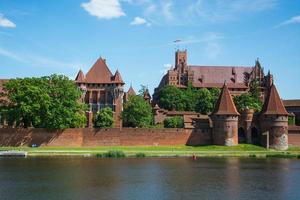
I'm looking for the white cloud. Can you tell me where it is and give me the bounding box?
[160,63,172,74]
[81,0,125,19]
[275,15,300,28]
[161,1,174,21]
[0,14,16,28]
[130,17,150,26]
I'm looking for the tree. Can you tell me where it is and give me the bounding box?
[195,88,215,114]
[1,74,87,130]
[163,116,184,128]
[233,93,262,112]
[184,82,197,111]
[157,85,186,111]
[233,79,262,112]
[122,95,153,127]
[138,85,147,96]
[93,107,114,128]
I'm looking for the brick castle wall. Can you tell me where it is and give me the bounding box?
[0,128,211,147]
[1,127,300,147]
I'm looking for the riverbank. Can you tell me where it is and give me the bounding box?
[1,144,300,158]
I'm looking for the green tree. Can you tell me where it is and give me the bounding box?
[93,107,114,128]
[1,74,87,130]
[184,82,197,111]
[195,88,215,114]
[157,85,186,111]
[163,116,184,128]
[233,93,262,112]
[122,95,153,127]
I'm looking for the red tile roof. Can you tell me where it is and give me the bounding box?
[75,70,85,83]
[261,84,289,115]
[127,85,136,96]
[113,70,124,84]
[189,66,253,88]
[85,58,113,83]
[283,100,300,107]
[212,83,240,116]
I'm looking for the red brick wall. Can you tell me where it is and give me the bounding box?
[0,128,211,147]
[288,126,300,146]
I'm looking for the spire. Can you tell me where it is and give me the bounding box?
[75,70,85,82]
[113,69,124,84]
[212,82,240,116]
[261,84,289,115]
[127,85,136,96]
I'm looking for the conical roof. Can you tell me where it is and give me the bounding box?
[85,58,113,83]
[143,89,151,100]
[75,70,85,82]
[212,83,240,115]
[113,70,124,84]
[261,84,289,115]
[127,85,136,96]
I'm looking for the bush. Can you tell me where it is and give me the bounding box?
[163,116,184,128]
[96,150,126,158]
[135,153,146,158]
[288,115,296,125]
[93,107,114,128]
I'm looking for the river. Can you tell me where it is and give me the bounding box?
[0,157,300,200]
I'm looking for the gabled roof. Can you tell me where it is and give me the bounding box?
[127,85,136,96]
[85,58,113,83]
[75,70,85,82]
[113,70,124,84]
[261,84,289,115]
[212,83,240,116]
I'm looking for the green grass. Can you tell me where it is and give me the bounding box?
[1,144,300,158]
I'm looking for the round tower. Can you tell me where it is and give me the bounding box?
[211,83,240,146]
[260,84,289,150]
[240,108,255,143]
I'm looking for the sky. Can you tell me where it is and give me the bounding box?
[0,0,300,99]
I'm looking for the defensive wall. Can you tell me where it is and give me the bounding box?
[0,126,299,147]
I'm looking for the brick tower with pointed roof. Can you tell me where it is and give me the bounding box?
[260,84,289,150]
[211,82,240,146]
[75,57,125,128]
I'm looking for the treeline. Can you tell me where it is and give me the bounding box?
[157,83,220,114]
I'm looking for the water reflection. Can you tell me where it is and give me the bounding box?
[0,157,300,200]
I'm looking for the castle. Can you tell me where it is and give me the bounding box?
[153,50,273,103]
[0,50,298,150]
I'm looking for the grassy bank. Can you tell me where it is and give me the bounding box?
[1,144,300,158]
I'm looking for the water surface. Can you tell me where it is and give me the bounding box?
[0,157,300,200]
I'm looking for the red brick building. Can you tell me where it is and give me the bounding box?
[75,57,124,128]
[153,50,273,102]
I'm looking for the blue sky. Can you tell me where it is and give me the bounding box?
[0,0,300,99]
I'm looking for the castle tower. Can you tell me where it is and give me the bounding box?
[240,109,255,143]
[260,84,289,150]
[143,89,151,104]
[175,50,187,71]
[211,83,240,146]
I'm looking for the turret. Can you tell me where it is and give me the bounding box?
[211,82,240,146]
[143,89,151,104]
[260,84,289,150]
[175,50,187,73]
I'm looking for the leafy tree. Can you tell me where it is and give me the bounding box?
[1,74,87,130]
[195,88,215,114]
[163,116,184,128]
[233,93,262,112]
[93,107,114,128]
[184,82,197,111]
[122,95,153,127]
[138,85,147,96]
[233,79,262,113]
[157,85,186,111]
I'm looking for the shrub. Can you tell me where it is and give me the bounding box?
[163,116,184,128]
[93,107,114,128]
[135,153,146,158]
[96,150,126,158]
